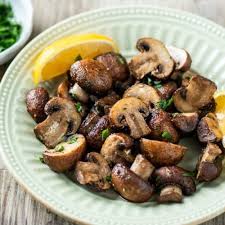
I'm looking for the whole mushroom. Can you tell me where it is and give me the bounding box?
[129,38,174,80]
[140,138,186,167]
[75,152,111,190]
[43,134,86,172]
[157,81,177,100]
[69,82,89,103]
[101,133,134,166]
[34,97,81,148]
[154,166,196,203]
[196,143,223,182]
[109,97,151,139]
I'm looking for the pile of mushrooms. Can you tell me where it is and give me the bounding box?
[26,37,224,204]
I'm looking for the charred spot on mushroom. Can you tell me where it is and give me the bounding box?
[196,143,223,182]
[197,113,223,143]
[109,97,151,139]
[129,38,174,80]
[157,81,177,99]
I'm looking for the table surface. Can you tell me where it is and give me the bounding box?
[1,0,225,224]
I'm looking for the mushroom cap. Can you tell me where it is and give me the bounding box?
[140,139,186,167]
[173,75,217,112]
[129,38,174,80]
[166,46,192,72]
[158,185,183,203]
[109,97,151,139]
[196,143,223,182]
[154,166,196,195]
[157,81,177,100]
[34,97,81,148]
[197,113,223,143]
[100,133,134,166]
[123,83,161,107]
[69,83,89,103]
[57,80,72,100]
[26,87,49,123]
[43,134,86,172]
[70,59,112,95]
[112,163,154,203]
[75,152,111,190]
[171,112,199,133]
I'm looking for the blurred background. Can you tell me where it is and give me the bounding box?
[1,0,225,225]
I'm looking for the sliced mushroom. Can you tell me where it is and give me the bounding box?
[101,133,134,166]
[154,166,196,203]
[197,113,223,143]
[140,138,186,167]
[34,97,81,148]
[92,92,120,116]
[43,134,86,172]
[95,52,129,82]
[70,59,112,95]
[129,38,174,80]
[69,83,89,103]
[148,109,179,143]
[172,112,199,133]
[173,75,217,112]
[130,154,155,181]
[75,152,111,190]
[196,143,223,182]
[166,46,192,72]
[157,81,177,100]
[123,83,161,107]
[109,97,151,139]
[112,163,153,202]
[26,87,49,123]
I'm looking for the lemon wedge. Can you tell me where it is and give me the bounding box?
[33,33,119,84]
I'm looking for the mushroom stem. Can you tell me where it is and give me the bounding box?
[158,185,183,203]
[130,154,155,181]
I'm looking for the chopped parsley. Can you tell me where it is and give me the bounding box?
[183,171,196,177]
[75,54,82,62]
[157,97,173,110]
[39,156,44,164]
[105,175,112,182]
[117,56,125,64]
[101,128,110,140]
[161,131,172,141]
[55,145,64,152]
[153,80,162,89]
[147,77,152,85]
[67,135,78,144]
[75,102,82,113]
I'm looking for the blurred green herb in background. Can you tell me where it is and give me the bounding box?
[0,2,22,52]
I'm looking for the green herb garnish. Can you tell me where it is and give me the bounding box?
[75,102,82,113]
[147,77,152,85]
[39,156,44,164]
[105,175,112,182]
[161,131,172,141]
[67,135,78,144]
[117,56,125,64]
[55,145,64,152]
[157,97,173,110]
[183,171,196,177]
[153,80,162,89]
[75,54,82,61]
[0,3,22,52]
[101,128,110,140]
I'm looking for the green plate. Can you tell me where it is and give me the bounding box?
[1,6,225,225]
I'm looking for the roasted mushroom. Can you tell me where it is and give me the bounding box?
[57,80,72,100]
[69,82,89,103]
[173,75,217,112]
[166,46,192,72]
[140,138,186,167]
[112,163,154,202]
[26,87,49,123]
[148,109,179,143]
[130,154,155,181]
[123,83,161,108]
[101,133,134,166]
[70,59,112,95]
[43,134,86,172]
[34,97,81,148]
[109,97,151,139]
[196,143,223,182]
[154,166,196,203]
[129,38,174,80]
[157,81,177,100]
[92,92,120,116]
[95,52,129,82]
[75,152,111,190]
[172,112,199,133]
[114,75,135,95]
[197,113,223,143]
